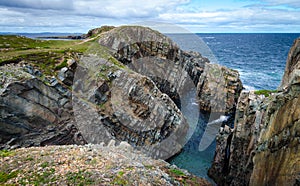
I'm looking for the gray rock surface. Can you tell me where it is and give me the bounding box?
[0,64,85,149]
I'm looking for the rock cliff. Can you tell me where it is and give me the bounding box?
[0,26,242,160]
[0,64,85,148]
[208,38,300,185]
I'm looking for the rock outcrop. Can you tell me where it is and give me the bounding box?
[209,38,300,185]
[0,64,85,149]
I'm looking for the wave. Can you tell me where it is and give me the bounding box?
[207,115,229,126]
[243,84,256,91]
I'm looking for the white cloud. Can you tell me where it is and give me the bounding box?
[0,0,299,33]
[265,0,300,7]
[73,0,190,18]
[242,0,300,8]
[0,0,73,10]
[159,7,300,32]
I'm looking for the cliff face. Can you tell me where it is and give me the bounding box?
[0,64,85,148]
[209,38,300,185]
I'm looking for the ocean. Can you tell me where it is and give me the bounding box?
[168,33,300,90]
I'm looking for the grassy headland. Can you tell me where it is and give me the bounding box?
[0,35,95,75]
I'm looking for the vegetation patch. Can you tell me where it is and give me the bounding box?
[0,150,15,157]
[54,59,68,70]
[163,167,210,186]
[41,162,49,168]
[169,168,186,176]
[111,171,128,185]
[254,89,277,97]
[0,35,91,67]
[66,170,94,185]
[20,168,56,185]
[0,171,19,183]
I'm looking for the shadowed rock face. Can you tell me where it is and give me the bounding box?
[209,38,300,186]
[280,38,300,90]
[0,65,85,148]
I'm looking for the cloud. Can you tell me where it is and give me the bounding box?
[160,7,300,25]
[0,0,299,33]
[0,0,73,10]
[265,0,300,6]
[242,0,300,8]
[73,0,190,18]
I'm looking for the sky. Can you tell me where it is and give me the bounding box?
[0,0,300,33]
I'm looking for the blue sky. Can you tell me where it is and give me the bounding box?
[0,0,299,33]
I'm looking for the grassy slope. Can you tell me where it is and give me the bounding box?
[0,35,95,75]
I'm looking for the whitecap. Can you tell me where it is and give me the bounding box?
[207,115,229,125]
[243,85,256,91]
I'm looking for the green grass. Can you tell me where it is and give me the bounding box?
[41,162,49,168]
[169,168,186,176]
[19,168,56,185]
[0,150,14,157]
[86,26,115,38]
[254,89,277,97]
[0,171,19,183]
[111,171,128,185]
[54,59,68,70]
[0,35,95,76]
[0,35,127,80]
[66,170,94,185]
[0,35,92,66]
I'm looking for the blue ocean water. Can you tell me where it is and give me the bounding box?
[168,33,300,90]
